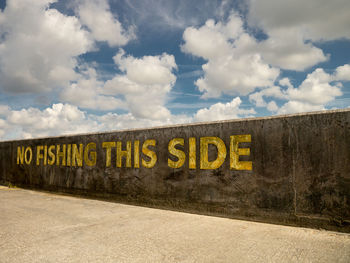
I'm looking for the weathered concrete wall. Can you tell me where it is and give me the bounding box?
[1,109,349,232]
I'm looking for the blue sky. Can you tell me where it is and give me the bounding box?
[0,0,349,140]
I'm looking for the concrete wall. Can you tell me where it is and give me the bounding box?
[1,109,350,232]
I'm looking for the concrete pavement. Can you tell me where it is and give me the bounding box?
[0,185,349,263]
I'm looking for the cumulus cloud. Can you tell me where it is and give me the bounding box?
[104,49,177,120]
[255,29,328,71]
[194,97,256,122]
[76,0,135,47]
[181,14,280,98]
[60,65,127,111]
[95,112,191,132]
[249,65,349,114]
[334,64,350,81]
[286,69,342,105]
[0,98,256,140]
[266,101,278,112]
[249,86,286,109]
[0,0,93,93]
[277,101,325,115]
[248,0,350,41]
[59,48,177,117]
[0,105,9,137]
[279,78,293,90]
[4,103,101,139]
[246,0,350,70]
[277,68,343,114]
[97,98,255,128]
[0,103,191,140]
[0,105,10,117]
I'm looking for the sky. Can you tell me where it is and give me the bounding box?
[0,0,349,140]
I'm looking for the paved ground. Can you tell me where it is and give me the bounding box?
[0,186,350,263]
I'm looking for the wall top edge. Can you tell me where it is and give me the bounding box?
[1,108,349,143]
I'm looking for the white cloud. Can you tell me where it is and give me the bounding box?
[247,0,350,70]
[5,103,101,139]
[95,112,191,132]
[277,68,346,114]
[266,101,278,112]
[249,86,286,108]
[249,92,266,108]
[256,29,328,71]
[60,66,127,111]
[279,78,293,89]
[0,106,8,137]
[0,105,10,117]
[181,18,241,60]
[0,0,93,93]
[250,65,348,114]
[0,103,192,140]
[113,49,177,86]
[181,14,280,98]
[248,0,350,41]
[60,49,178,116]
[76,0,135,47]
[278,101,324,115]
[334,64,350,81]
[286,69,342,105]
[0,98,256,140]
[104,49,177,120]
[194,97,256,122]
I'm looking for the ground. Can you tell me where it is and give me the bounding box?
[0,186,349,262]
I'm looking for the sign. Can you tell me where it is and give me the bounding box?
[16,135,252,170]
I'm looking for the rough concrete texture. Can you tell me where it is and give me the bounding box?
[0,109,350,232]
[1,186,350,263]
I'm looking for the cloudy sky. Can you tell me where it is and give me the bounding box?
[0,0,349,140]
